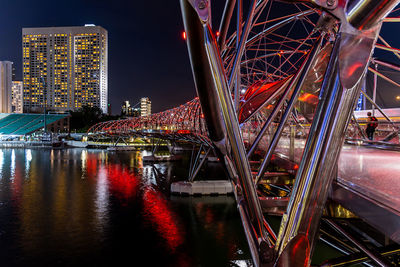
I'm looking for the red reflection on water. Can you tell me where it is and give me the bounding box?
[86,157,98,178]
[199,204,225,241]
[142,188,184,252]
[106,164,139,203]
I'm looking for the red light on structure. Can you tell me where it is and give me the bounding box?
[216,31,220,37]
[182,31,187,40]
[346,62,363,78]
[177,130,191,134]
[298,93,318,105]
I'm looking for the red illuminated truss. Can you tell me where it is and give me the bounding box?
[88,98,209,141]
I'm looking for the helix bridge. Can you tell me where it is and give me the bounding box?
[89,0,400,266]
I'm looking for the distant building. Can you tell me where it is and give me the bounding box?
[22,25,108,113]
[132,107,141,117]
[12,81,23,113]
[121,100,132,116]
[140,97,151,117]
[107,103,112,116]
[121,101,142,117]
[0,61,13,113]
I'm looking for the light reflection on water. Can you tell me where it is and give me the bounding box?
[10,149,15,179]
[0,148,251,266]
[95,166,109,231]
[0,150,4,178]
[25,149,32,176]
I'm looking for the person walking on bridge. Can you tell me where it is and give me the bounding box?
[365,112,378,140]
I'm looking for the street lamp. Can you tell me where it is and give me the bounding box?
[396,95,400,101]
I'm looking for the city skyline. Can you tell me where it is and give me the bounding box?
[0,1,224,114]
[0,2,398,266]
[0,1,398,115]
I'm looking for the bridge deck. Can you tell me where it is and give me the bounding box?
[275,138,400,242]
[338,145,400,212]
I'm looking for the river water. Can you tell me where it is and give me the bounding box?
[0,148,252,267]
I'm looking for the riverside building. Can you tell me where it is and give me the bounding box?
[22,25,108,113]
[12,81,23,113]
[0,61,13,113]
[140,97,151,117]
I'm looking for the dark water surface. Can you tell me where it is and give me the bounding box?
[0,149,252,267]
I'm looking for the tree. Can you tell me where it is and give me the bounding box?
[69,105,122,132]
[69,105,103,132]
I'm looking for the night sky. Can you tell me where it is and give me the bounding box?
[0,1,399,114]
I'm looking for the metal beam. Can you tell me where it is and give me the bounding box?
[218,0,236,51]
[324,219,395,267]
[360,90,398,129]
[190,148,211,182]
[373,58,400,72]
[180,1,273,264]
[234,0,243,111]
[254,35,324,183]
[274,20,383,265]
[228,0,257,91]
[368,66,400,89]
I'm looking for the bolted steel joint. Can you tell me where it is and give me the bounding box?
[235,184,242,196]
[197,0,208,10]
[186,0,211,23]
[326,0,335,7]
[259,240,274,263]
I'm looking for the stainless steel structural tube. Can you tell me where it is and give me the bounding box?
[273,0,400,263]
[254,35,324,184]
[179,0,226,148]
[180,1,272,265]
[189,147,211,182]
[228,0,257,91]
[246,34,323,159]
[325,219,394,267]
[180,0,400,266]
[203,25,273,259]
[246,82,289,159]
[373,58,400,72]
[274,31,368,266]
[352,113,368,140]
[373,63,377,116]
[346,0,399,30]
[361,90,397,129]
[234,0,243,111]
[218,0,236,51]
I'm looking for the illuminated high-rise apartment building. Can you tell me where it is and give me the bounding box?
[12,81,23,113]
[0,61,13,113]
[22,25,108,113]
[140,97,151,117]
